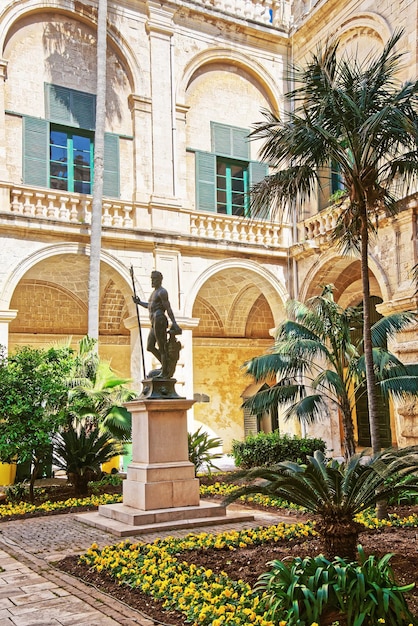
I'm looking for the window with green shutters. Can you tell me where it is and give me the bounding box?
[22,84,120,198]
[195,122,268,215]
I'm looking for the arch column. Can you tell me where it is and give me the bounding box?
[0,310,18,351]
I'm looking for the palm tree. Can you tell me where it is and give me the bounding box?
[250,31,418,455]
[88,0,107,340]
[244,285,417,458]
[226,448,418,560]
[65,336,134,440]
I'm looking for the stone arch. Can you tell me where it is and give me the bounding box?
[178,47,282,112]
[185,259,288,323]
[299,250,391,308]
[0,243,142,315]
[336,13,392,44]
[0,0,143,95]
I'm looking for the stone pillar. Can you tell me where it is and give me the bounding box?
[0,60,8,181]
[128,94,153,204]
[0,310,18,351]
[146,3,177,203]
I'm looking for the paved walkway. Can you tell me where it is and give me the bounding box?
[0,505,291,625]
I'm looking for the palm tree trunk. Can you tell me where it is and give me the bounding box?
[88,0,107,341]
[360,209,386,520]
[360,212,381,454]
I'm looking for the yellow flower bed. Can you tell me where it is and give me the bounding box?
[81,522,317,626]
[0,492,122,518]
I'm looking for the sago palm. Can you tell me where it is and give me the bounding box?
[226,448,418,560]
[53,425,122,496]
[244,285,417,458]
[250,31,418,455]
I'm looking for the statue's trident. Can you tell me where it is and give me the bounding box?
[129,265,146,379]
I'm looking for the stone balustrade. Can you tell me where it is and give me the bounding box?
[9,187,133,229]
[302,205,343,241]
[4,184,286,249]
[189,0,293,28]
[190,212,283,246]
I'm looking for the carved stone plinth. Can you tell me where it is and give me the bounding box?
[122,397,199,510]
[77,396,254,535]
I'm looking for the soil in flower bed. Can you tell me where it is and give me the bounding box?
[56,514,418,626]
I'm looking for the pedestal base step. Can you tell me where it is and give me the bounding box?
[76,501,254,537]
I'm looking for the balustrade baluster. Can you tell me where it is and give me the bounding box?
[190,215,198,236]
[10,190,21,213]
[206,216,215,238]
[23,192,34,216]
[46,195,57,219]
[70,199,80,222]
[123,206,133,228]
[198,216,207,237]
[214,218,223,239]
[59,196,69,220]
[35,193,46,218]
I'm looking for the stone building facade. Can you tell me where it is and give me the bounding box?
[0,0,416,455]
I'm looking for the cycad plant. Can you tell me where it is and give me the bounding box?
[244,285,417,458]
[226,447,418,560]
[53,425,122,496]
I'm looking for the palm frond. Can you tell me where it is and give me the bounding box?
[371,312,417,347]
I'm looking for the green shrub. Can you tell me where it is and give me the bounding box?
[231,431,326,469]
[257,547,416,626]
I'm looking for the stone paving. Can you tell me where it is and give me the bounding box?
[0,506,288,625]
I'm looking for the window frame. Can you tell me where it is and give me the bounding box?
[49,124,94,194]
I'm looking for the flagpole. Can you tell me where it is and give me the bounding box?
[129,265,146,378]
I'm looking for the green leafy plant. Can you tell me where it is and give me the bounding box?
[225,447,418,560]
[4,481,29,503]
[243,286,417,458]
[0,345,74,501]
[188,426,223,476]
[231,431,326,469]
[53,425,122,496]
[256,547,416,626]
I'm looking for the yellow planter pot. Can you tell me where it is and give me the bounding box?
[101,456,120,474]
[0,462,17,486]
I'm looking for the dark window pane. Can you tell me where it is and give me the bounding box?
[74,180,91,193]
[51,178,68,190]
[73,134,90,150]
[216,162,227,176]
[50,130,67,146]
[217,190,226,204]
[50,163,67,178]
[230,164,244,177]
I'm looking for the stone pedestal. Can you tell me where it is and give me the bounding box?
[122,397,200,510]
[77,393,254,536]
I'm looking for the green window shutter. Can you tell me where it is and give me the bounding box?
[249,161,269,219]
[45,84,96,130]
[23,116,49,187]
[231,127,250,160]
[249,161,268,186]
[211,122,250,159]
[103,133,120,198]
[195,151,216,212]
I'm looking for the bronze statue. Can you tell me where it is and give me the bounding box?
[133,271,182,379]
